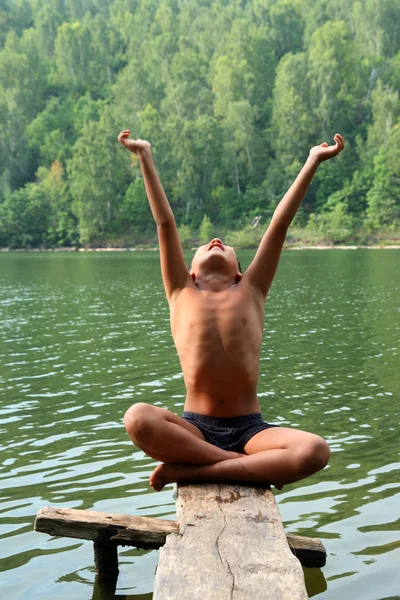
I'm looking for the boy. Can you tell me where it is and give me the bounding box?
[118,129,344,492]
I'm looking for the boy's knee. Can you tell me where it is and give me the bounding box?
[314,437,330,469]
[124,402,155,442]
[296,436,330,476]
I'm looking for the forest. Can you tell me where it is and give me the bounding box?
[0,0,399,248]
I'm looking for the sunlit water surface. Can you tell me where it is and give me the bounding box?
[0,250,399,600]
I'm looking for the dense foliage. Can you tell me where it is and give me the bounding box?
[0,0,399,248]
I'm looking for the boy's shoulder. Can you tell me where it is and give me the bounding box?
[169,275,264,306]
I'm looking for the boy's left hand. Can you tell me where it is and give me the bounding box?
[309,133,344,163]
[118,130,152,159]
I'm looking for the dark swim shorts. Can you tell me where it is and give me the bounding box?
[182,412,280,453]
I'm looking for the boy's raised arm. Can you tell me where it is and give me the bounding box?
[245,134,344,298]
[118,130,191,301]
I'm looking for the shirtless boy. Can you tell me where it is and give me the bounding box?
[118,129,344,492]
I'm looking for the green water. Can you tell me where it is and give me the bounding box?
[0,250,399,600]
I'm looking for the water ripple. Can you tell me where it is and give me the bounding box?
[0,250,399,599]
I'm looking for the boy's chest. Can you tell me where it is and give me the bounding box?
[170,287,264,347]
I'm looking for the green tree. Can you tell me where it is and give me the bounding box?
[36,160,77,246]
[366,122,400,229]
[212,54,256,198]
[307,197,354,244]
[271,52,312,166]
[270,0,305,59]
[199,215,213,244]
[27,96,76,167]
[120,177,152,234]
[1,0,400,248]
[32,0,67,57]
[0,28,48,192]
[178,223,193,249]
[54,16,123,98]
[68,110,128,244]
[161,47,212,119]
[0,183,49,247]
[0,0,32,49]
[0,159,77,248]
[367,81,399,152]
[308,20,361,138]
[352,0,400,60]
[161,114,222,225]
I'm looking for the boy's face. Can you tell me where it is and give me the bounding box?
[190,238,241,279]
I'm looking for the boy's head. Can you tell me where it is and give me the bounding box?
[189,238,242,283]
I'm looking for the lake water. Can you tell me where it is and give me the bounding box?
[0,250,399,600]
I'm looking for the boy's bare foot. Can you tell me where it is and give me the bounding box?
[150,463,192,491]
[149,450,242,492]
[149,462,285,492]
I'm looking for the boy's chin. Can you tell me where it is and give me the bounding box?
[196,253,237,276]
[204,252,228,264]
[203,258,229,272]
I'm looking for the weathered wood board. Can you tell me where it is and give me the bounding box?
[286,533,325,569]
[35,507,179,549]
[153,483,308,600]
[35,504,326,568]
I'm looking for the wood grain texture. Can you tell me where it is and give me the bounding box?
[34,507,179,549]
[34,505,325,569]
[286,534,326,568]
[153,483,308,600]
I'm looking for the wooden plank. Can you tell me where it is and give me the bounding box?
[34,507,179,550]
[154,483,308,600]
[286,534,326,568]
[34,505,325,568]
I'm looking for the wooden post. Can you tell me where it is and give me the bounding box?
[93,540,119,594]
[35,500,325,597]
[154,483,308,600]
[34,506,325,569]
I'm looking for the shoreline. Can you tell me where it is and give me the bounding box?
[1,245,400,252]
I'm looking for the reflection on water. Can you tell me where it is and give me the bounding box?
[0,250,399,599]
[305,568,327,597]
[91,574,154,600]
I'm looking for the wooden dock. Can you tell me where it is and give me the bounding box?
[35,483,325,598]
[154,483,308,599]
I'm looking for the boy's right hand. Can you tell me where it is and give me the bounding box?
[308,133,344,163]
[118,130,151,158]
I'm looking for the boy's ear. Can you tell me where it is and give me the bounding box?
[235,273,243,283]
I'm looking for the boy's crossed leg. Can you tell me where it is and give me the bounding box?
[150,427,330,491]
[124,403,243,464]
[124,403,330,492]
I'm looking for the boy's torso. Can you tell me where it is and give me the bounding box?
[170,278,265,417]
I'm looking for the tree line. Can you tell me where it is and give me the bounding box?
[0,0,399,248]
